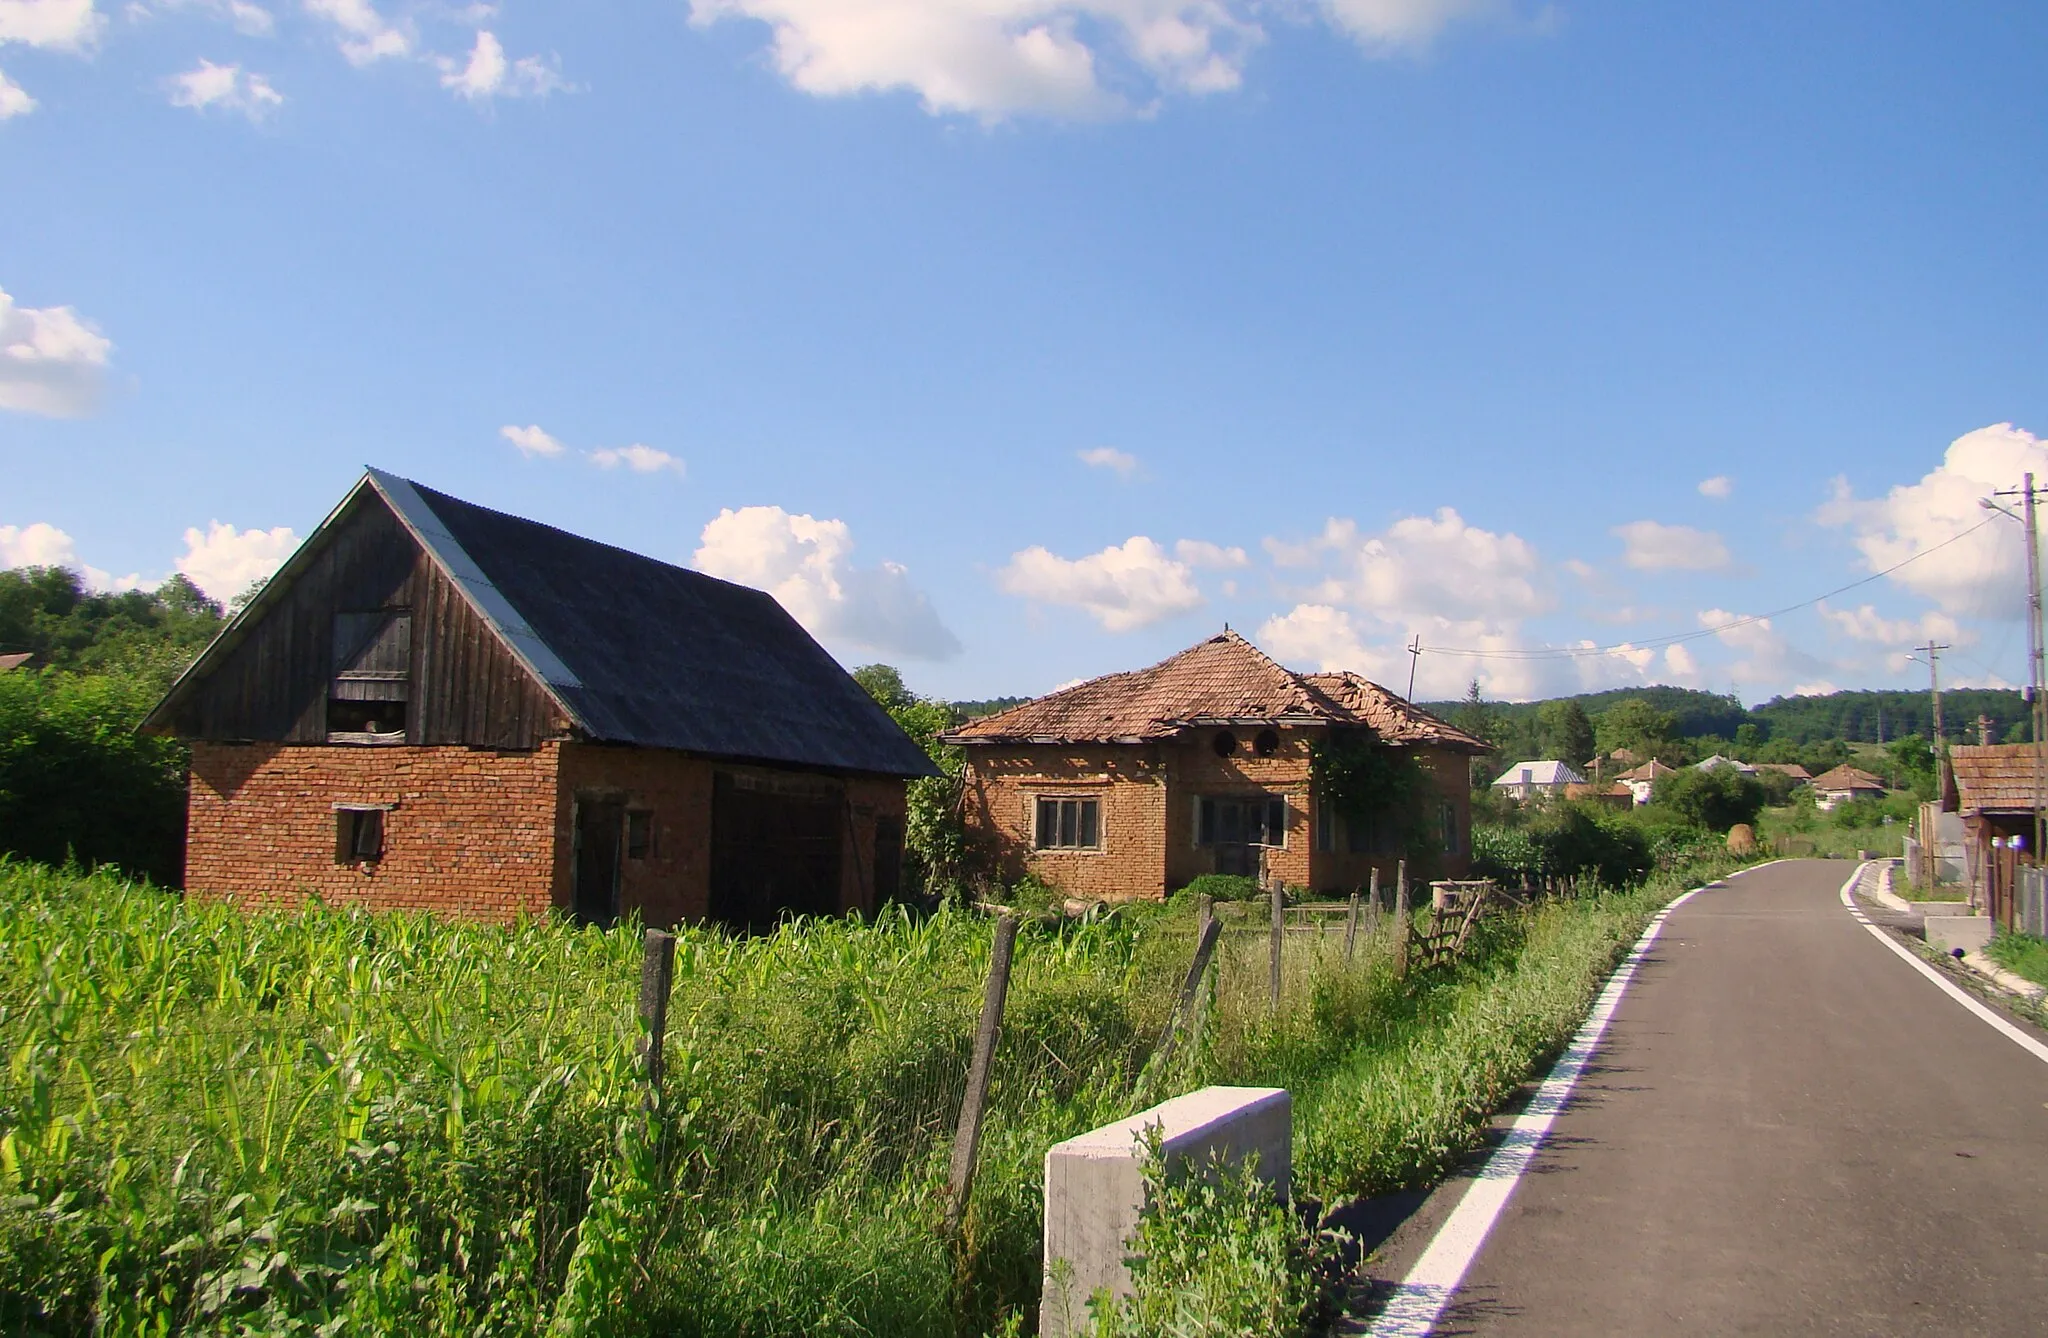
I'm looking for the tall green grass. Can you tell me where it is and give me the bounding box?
[0,855,1741,1334]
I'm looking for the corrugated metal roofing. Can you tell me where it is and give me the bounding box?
[381,474,938,779]
[1491,760,1585,787]
[943,630,1488,751]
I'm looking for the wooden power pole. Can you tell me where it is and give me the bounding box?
[1988,473,2048,891]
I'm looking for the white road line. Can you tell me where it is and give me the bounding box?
[1360,884,1702,1338]
[1838,862,2048,1068]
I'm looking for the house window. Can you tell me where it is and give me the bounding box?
[1440,802,1461,855]
[1035,797,1101,850]
[1254,729,1280,757]
[1212,730,1239,758]
[1315,796,1335,853]
[626,809,653,860]
[328,611,412,742]
[1196,796,1287,848]
[336,807,385,863]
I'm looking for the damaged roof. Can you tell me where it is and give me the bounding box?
[944,629,1488,751]
[1946,745,2048,814]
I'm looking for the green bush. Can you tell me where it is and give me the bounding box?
[1179,873,1265,902]
[1472,803,1652,889]
[1651,766,1766,833]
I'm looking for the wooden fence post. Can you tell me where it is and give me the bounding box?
[947,912,1020,1234]
[1344,892,1361,962]
[1368,866,1382,934]
[1269,881,1285,1011]
[638,929,677,1112]
[1392,861,1411,980]
[1151,915,1224,1074]
[1450,883,1492,961]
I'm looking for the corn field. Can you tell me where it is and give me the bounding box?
[0,857,1739,1335]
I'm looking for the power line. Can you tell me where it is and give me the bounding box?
[1420,516,1998,662]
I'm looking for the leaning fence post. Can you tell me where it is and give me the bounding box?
[1344,892,1361,962]
[1368,866,1382,935]
[947,912,1020,1234]
[638,928,677,1112]
[1392,861,1411,979]
[1269,881,1285,1010]
[1151,915,1224,1075]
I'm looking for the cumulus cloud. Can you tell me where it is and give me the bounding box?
[438,29,566,101]
[0,0,105,50]
[694,505,961,660]
[304,0,410,65]
[1267,508,1551,625]
[998,536,1204,631]
[1819,422,2048,620]
[1663,643,1698,678]
[1612,519,1731,572]
[0,521,142,590]
[1695,608,1836,690]
[1698,475,1733,500]
[0,65,30,116]
[1174,539,1247,569]
[176,521,298,601]
[500,423,565,458]
[590,443,683,475]
[0,285,112,417]
[167,59,283,119]
[1317,0,1504,51]
[1817,601,1962,649]
[1077,446,1138,479]
[146,0,274,35]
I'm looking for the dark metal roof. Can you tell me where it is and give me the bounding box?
[149,470,938,779]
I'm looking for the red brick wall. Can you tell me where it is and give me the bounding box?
[186,740,561,921]
[1162,727,1315,893]
[1306,748,1474,894]
[556,743,715,926]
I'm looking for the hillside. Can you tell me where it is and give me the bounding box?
[1424,684,2027,748]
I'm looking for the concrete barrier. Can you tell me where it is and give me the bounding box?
[1040,1085,1290,1336]
[1926,915,1993,956]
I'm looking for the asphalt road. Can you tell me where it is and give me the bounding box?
[1363,859,2048,1336]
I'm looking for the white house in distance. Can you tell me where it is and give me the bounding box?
[1696,754,1758,777]
[1617,758,1676,806]
[1811,764,1886,811]
[1492,760,1585,802]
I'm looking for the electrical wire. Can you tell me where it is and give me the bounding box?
[1417,517,1999,662]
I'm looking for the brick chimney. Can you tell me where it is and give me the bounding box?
[1979,714,1993,746]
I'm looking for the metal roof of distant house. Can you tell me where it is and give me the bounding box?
[0,653,31,672]
[1946,745,2047,815]
[148,469,939,779]
[1810,764,1886,794]
[1492,760,1586,788]
[1696,754,1758,775]
[942,629,1489,751]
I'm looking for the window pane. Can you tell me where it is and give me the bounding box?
[1059,799,1078,847]
[1037,799,1057,848]
[1079,800,1099,849]
[1268,799,1286,846]
[1217,801,1243,845]
[1198,798,1215,846]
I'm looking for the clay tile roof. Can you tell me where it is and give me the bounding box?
[1947,745,2048,814]
[1754,763,1813,781]
[1811,764,1886,793]
[1618,759,1675,782]
[0,653,31,672]
[943,630,1489,751]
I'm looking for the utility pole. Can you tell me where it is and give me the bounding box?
[1405,635,1422,701]
[1987,474,2048,907]
[1911,641,1948,752]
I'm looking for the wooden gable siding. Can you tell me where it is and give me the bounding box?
[169,493,563,749]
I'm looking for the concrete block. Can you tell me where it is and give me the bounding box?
[1040,1085,1290,1337]
[1926,915,1993,955]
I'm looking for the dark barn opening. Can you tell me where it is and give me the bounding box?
[573,797,624,928]
[709,771,842,932]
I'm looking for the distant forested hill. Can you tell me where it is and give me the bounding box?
[951,696,1030,721]
[1422,686,1750,740]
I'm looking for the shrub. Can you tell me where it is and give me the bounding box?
[1652,766,1766,833]
[1178,873,1265,902]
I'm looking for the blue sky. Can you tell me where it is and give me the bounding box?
[4,0,2046,705]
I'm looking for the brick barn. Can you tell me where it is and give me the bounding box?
[943,630,1489,901]
[144,469,938,930]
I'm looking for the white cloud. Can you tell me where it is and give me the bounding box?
[1077,446,1138,479]
[1317,0,1503,51]
[0,65,31,116]
[147,0,274,35]
[590,443,683,475]
[304,0,410,64]
[0,521,141,590]
[1663,643,1697,678]
[1173,538,1247,569]
[0,0,105,50]
[438,28,566,101]
[1819,422,2048,620]
[1269,508,1551,625]
[167,59,283,119]
[694,505,961,660]
[0,285,112,417]
[1612,519,1731,572]
[1817,601,1962,649]
[1697,474,1733,500]
[686,0,1261,120]
[500,423,565,458]
[1696,607,1836,690]
[175,520,297,601]
[997,535,1203,631]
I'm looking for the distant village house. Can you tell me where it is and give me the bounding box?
[1490,760,1584,803]
[1810,764,1886,812]
[943,631,1489,900]
[145,470,937,930]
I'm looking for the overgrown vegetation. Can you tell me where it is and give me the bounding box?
[0,843,1745,1335]
[1985,930,2048,988]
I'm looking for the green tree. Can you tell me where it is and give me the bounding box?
[1886,733,1937,799]
[1536,700,1595,768]
[1732,722,1762,757]
[853,664,972,897]
[850,663,914,711]
[1595,697,1679,761]
[1651,766,1766,833]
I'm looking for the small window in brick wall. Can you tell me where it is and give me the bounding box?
[626,809,653,860]
[1035,797,1101,850]
[336,808,385,863]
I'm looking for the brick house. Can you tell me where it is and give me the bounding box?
[144,469,938,930]
[1945,744,2045,927]
[943,630,1489,900]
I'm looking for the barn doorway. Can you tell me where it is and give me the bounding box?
[573,796,624,928]
[709,771,842,932]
